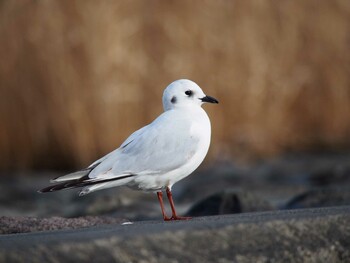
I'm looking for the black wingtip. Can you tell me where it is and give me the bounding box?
[38,173,136,194]
[37,186,54,193]
[37,182,73,193]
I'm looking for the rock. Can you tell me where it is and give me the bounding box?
[0,206,349,262]
[186,190,274,217]
[0,216,127,234]
[284,188,350,209]
[308,165,350,186]
[2,153,350,221]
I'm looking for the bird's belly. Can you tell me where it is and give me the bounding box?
[127,126,211,192]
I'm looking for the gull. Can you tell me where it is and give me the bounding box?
[39,79,219,221]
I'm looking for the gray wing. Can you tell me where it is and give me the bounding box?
[89,111,199,179]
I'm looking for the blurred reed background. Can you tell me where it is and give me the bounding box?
[1,0,350,170]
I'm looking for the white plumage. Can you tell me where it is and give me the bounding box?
[40,79,218,220]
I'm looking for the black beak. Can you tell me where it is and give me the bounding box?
[200,95,219,104]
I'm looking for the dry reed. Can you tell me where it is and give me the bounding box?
[0,0,350,170]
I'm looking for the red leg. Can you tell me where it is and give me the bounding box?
[166,187,192,221]
[157,191,170,221]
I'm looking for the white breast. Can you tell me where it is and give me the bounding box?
[129,107,211,191]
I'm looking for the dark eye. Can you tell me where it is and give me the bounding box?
[185,90,193,96]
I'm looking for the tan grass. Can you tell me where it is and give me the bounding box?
[1,1,350,169]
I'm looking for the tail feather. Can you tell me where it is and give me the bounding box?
[38,181,80,193]
[79,182,109,196]
[38,174,136,194]
[50,162,101,183]
[50,170,89,183]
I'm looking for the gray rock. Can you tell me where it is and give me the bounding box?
[186,190,274,216]
[2,153,350,221]
[0,206,349,263]
[284,188,350,209]
[308,165,350,186]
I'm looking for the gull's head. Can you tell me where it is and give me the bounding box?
[162,79,218,111]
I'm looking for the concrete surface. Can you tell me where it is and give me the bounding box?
[1,206,349,263]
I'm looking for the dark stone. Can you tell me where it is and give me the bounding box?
[186,190,274,216]
[284,188,350,209]
[309,165,350,186]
